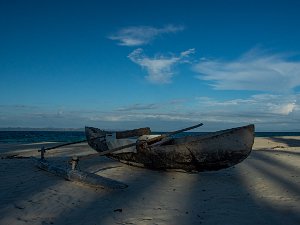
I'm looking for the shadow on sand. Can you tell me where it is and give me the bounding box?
[0,141,299,225]
[268,137,300,147]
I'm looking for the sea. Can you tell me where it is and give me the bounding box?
[1,131,300,144]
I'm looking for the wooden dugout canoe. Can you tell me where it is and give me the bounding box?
[85,124,255,172]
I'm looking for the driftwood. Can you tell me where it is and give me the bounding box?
[32,157,127,189]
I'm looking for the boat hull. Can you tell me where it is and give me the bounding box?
[85,125,255,171]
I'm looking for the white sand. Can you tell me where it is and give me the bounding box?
[0,137,299,225]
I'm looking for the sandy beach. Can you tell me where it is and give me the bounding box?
[0,136,299,225]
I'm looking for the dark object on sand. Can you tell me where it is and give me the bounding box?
[85,124,255,172]
[32,157,128,189]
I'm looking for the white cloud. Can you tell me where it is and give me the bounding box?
[180,48,196,57]
[196,94,297,116]
[194,49,300,92]
[128,48,195,84]
[83,93,300,131]
[268,102,296,115]
[1,94,300,131]
[109,25,184,46]
[91,113,195,123]
[117,103,159,111]
[196,97,255,107]
[89,94,299,124]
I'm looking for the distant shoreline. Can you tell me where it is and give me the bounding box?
[0,128,84,132]
[1,127,300,132]
[1,130,300,145]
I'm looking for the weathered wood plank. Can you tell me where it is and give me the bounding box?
[116,127,151,139]
[32,157,127,189]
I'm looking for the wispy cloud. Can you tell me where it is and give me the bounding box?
[1,94,299,131]
[196,94,297,116]
[116,103,159,111]
[0,104,38,109]
[194,49,300,92]
[128,48,195,84]
[87,93,299,127]
[108,25,184,46]
[91,112,196,123]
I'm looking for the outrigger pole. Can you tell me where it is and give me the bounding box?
[34,134,127,189]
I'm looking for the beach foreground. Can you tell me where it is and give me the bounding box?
[0,137,299,225]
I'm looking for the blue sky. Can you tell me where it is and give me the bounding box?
[1,0,300,131]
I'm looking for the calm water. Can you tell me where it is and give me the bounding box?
[0,131,300,144]
[0,131,86,144]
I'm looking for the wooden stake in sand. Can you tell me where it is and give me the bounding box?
[40,146,45,160]
[71,156,79,170]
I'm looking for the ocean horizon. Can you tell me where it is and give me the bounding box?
[1,130,300,144]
